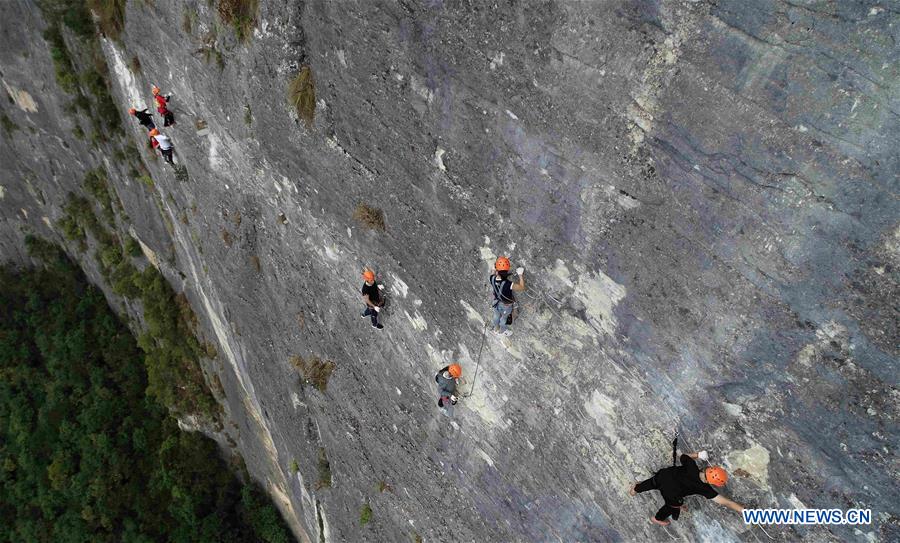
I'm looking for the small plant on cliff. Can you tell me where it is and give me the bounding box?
[1,113,19,135]
[87,0,126,40]
[83,167,116,224]
[217,0,258,41]
[353,203,386,231]
[290,355,335,392]
[359,503,373,526]
[289,459,299,474]
[125,236,142,257]
[288,66,316,126]
[316,447,332,489]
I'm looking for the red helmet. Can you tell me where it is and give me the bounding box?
[128,107,137,115]
[362,269,375,282]
[148,128,160,137]
[151,85,161,95]
[705,466,728,487]
[448,364,462,378]
[495,256,511,271]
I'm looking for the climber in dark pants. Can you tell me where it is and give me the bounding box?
[128,107,155,130]
[630,451,744,526]
[152,85,176,127]
[360,268,384,330]
[435,364,462,416]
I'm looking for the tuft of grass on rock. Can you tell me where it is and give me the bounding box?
[1,113,19,135]
[217,0,258,42]
[353,203,385,231]
[87,0,127,41]
[290,355,335,392]
[289,459,299,474]
[125,236,142,257]
[316,447,331,489]
[288,66,316,126]
[359,503,372,526]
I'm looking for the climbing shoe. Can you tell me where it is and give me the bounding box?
[373,323,384,330]
[650,517,670,526]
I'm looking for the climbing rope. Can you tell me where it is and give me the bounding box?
[463,321,488,398]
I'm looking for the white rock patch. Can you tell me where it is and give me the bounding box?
[573,269,627,336]
[2,81,38,112]
[727,443,770,487]
[390,274,409,298]
[103,40,146,109]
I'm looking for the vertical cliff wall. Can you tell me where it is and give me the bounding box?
[1,0,897,541]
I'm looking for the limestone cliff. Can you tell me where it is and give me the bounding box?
[1,0,897,541]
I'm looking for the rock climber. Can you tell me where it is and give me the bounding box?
[361,268,385,330]
[128,107,155,130]
[489,256,525,336]
[152,85,175,127]
[148,128,175,165]
[435,363,462,416]
[629,451,745,526]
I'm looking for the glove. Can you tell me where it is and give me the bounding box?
[377,284,385,290]
[450,395,458,405]
[516,267,525,275]
[698,450,709,462]
[373,306,381,313]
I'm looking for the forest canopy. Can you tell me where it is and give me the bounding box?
[0,242,292,543]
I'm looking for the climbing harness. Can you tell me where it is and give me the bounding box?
[490,274,516,307]
[463,321,488,398]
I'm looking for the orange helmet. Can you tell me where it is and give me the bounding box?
[448,364,462,378]
[148,128,160,137]
[128,107,137,115]
[362,269,375,282]
[705,466,728,487]
[495,256,511,271]
[151,85,161,95]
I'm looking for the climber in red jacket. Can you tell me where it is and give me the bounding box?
[152,85,176,127]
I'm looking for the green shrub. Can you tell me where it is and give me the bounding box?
[57,192,219,420]
[38,1,122,136]
[316,447,331,489]
[43,26,79,94]
[359,503,372,526]
[83,167,115,223]
[87,0,126,40]
[125,236,142,257]
[133,267,219,418]
[239,485,292,543]
[1,113,19,134]
[217,0,258,41]
[287,67,315,126]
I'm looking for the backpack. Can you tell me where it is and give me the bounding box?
[490,274,515,307]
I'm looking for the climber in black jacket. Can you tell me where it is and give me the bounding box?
[128,107,155,130]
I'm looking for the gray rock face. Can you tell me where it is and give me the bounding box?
[1,0,897,541]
